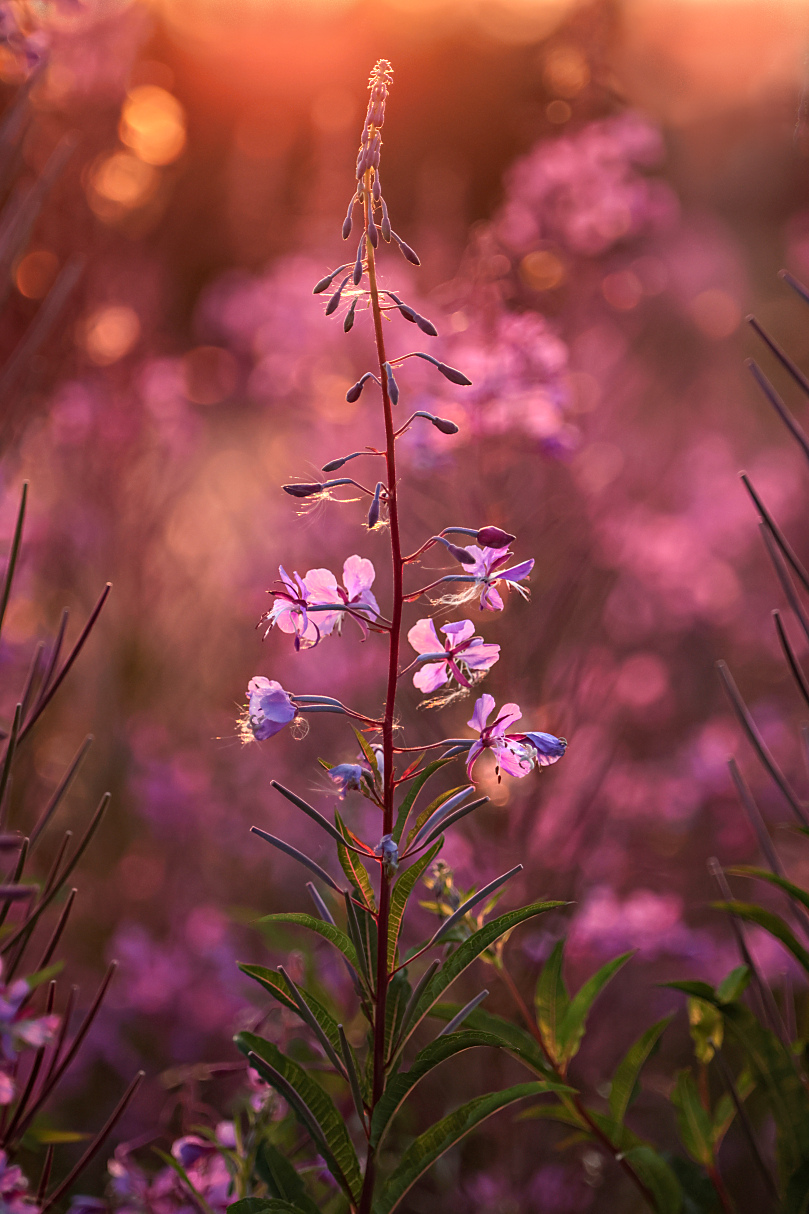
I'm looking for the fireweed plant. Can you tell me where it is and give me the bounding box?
[234,61,571,1214]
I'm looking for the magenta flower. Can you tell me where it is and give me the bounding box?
[305,555,380,639]
[407,618,500,693]
[261,566,322,650]
[462,545,534,611]
[327,763,365,798]
[0,1152,38,1214]
[465,695,535,779]
[245,677,296,741]
[520,731,567,766]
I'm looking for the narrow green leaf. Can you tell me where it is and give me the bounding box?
[238,964,346,1070]
[392,759,451,844]
[353,728,379,776]
[663,980,716,1001]
[384,969,412,1064]
[388,842,441,969]
[254,1139,320,1214]
[535,941,568,1064]
[716,965,750,1005]
[428,1001,555,1079]
[608,1017,673,1127]
[405,784,468,848]
[335,809,376,911]
[258,913,358,970]
[372,1030,506,1148]
[236,1031,362,1204]
[24,961,64,991]
[712,901,809,975]
[402,901,565,1051]
[372,1083,548,1214]
[517,1103,588,1130]
[727,866,809,915]
[671,1070,714,1167]
[228,1201,307,1214]
[621,1146,682,1214]
[557,951,632,1064]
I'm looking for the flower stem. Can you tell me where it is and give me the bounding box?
[358,176,403,1214]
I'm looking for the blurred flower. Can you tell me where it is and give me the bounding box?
[327,763,364,799]
[244,677,296,742]
[0,1152,39,1214]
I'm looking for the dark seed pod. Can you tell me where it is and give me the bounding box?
[381,199,391,242]
[283,483,324,498]
[390,229,420,266]
[432,415,459,435]
[346,372,376,403]
[313,264,349,295]
[383,362,399,406]
[477,526,516,547]
[325,275,351,316]
[344,298,358,333]
[353,236,366,286]
[367,482,383,530]
[437,361,472,386]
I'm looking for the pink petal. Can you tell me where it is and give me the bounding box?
[495,741,534,778]
[493,703,523,733]
[343,554,375,599]
[413,661,450,693]
[408,617,441,655]
[441,619,476,645]
[501,559,534,583]
[468,694,495,733]
[480,585,504,611]
[304,567,340,601]
[463,641,500,670]
[466,739,485,778]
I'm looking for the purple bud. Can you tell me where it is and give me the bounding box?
[322,457,347,472]
[325,275,351,316]
[346,372,376,403]
[313,264,349,295]
[381,199,391,242]
[367,482,383,530]
[367,216,379,248]
[342,197,355,241]
[415,314,438,337]
[353,235,366,286]
[391,229,420,266]
[383,362,399,405]
[477,526,516,547]
[372,171,381,201]
[443,540,476,565]
[283,482,324,498]
[387,293,417,324]
[343,298,357,333]
[432,415,459,435]
[437,361,472,386]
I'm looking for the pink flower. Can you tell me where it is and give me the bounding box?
[305,555,380,639]
[465,695,535,779]
[260,566,321,650]
[407,618,500,693]
[245,677,296,741]
[462,545,534,611]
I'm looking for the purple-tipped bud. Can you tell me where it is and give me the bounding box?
[381,199,391,242]
[391,230,420,266]
[432,415,459,435]
[372,171,381,201]
[416,314,438,337]
[346,372,376,403]
[322,456,347,472]
[383,362,399,405]
[367,215,379,248]
[367,481,383,530]
[342,197,355,241]
[441,539,476,565]
[343,298,358,333]
[387,292,417,323]
[325,275,351,316]
[313,264,349,295]
[477,526,516,547]
[437,361,472,386]
[283,482,324,498]
[353,236,366,286]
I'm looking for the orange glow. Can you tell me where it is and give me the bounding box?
[119,85,186,166]
[15,249,58,299]
[80,306,141,365]
[520,250,566,291]
[88,150,159,215]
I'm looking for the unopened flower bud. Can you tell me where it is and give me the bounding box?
[437,361,472,386]
[432,415,459,435]
[346,372,376,403]
[344,298,358,333]
[443,540,476,565]
[353,236,366,286]
[383,362,399,405]
[390,229,420,266]
[313,264,349,295]
[375,833,399,877]
[416,314,438,337]
[367,481,383,529]
[381,199,391,242]
[282,482,324,498]
[325,275,351,316]
[367,215,379,248]
[372,170,381,200]
[477,526,516,547]
[342,196,356,240]
[387,292,416,323]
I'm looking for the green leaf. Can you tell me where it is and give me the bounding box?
[258,913,359,971]
[405,784,468,848]
[622,1146,682,1214]
[238,965,346,1068]
[727,866,809,915]
[255,1139,320,1214]
[663,981,716,1001]
[32,1129,89,1143]
[557,951,632,1065]
[228,1202,308,1214]
[372,1083,548,1214]
[24,961,64,991]
[335,809,376,911]
[353,727,379,777]
[392,759,451,844]
[716,965,750,1005]
[785,1158,809,1214]
[687,998,723,1065]
[609,1017,673,1128]
[384,969,412,1064]
[671,1070,714,1167]
[534,941,568,1063]
[372,1030,508,1148]
[712,901,809,975]
[236,1031,362,1205]
[401,901,565,1051]
[428,1002,555,1079]
[388,843,441,969]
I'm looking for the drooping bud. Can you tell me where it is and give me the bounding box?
[477,526,516,547]
[437,361,472,386]
[432,415,459,434]
[380,198,391,242]
[346,372,377,403]
[344,298,358,333]
[387,292,416,323]
[353,236,366,287]
[367,481,383,530]
[325,275,351,316]
[390,229,420,266]
[383,362,399,405]
[342,196,356,240]
[436,536,476,565]
[372,169,381,201]
[367,214,379,248]
[313,264,349,295]
[321,451,363,473]
[283,482,324,498]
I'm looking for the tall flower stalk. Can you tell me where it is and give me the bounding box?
[238,61,567,1214]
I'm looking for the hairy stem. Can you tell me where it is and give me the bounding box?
[358,178,403,1214]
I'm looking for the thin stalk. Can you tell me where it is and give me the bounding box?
[358,172,402,1214]
[497,963,658,1211]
